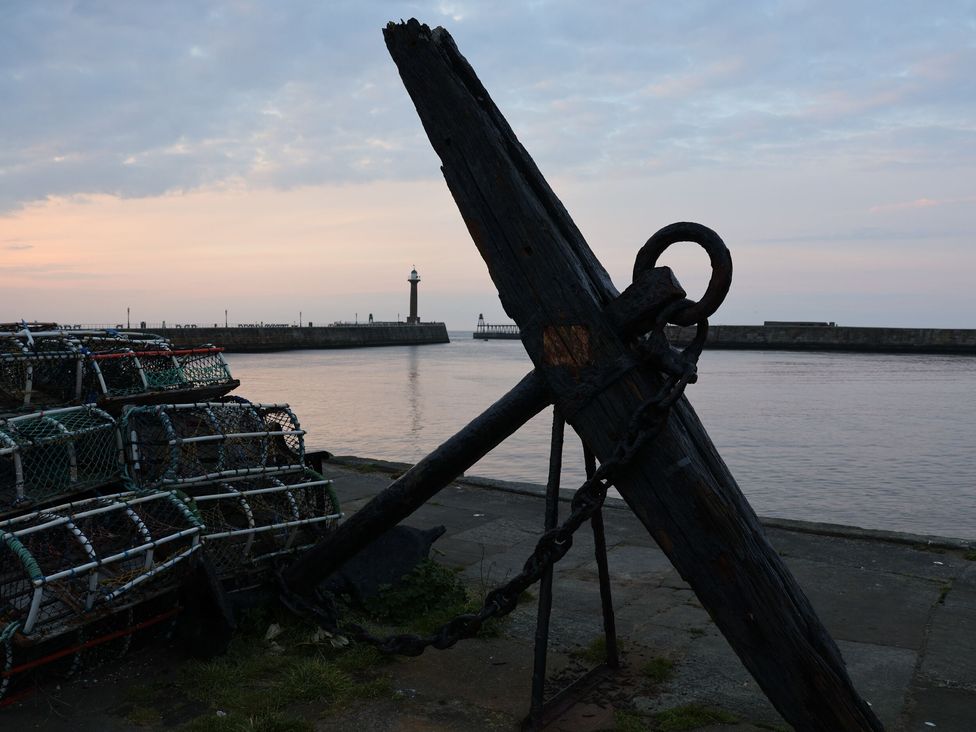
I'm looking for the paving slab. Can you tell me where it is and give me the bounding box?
[904,683,976,732]
[838,639,918,730]
[782,557,942,649]
[918,586,976,689]
[572,543,677,584]
[766,526,966,582]
[451,516,543,546]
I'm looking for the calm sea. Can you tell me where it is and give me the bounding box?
[224,333,976,540]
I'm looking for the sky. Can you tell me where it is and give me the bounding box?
[2,1,974,330]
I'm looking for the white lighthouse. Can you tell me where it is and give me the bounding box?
[407,266,421,324]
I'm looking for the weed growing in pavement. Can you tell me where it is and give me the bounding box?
[571,634,623,664]
[653,703,739,730]
[640,656,675,684]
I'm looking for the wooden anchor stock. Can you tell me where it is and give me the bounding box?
[287,19,883,731]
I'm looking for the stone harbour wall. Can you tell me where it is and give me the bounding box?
[667,324,976,355]
[141,323,450,352]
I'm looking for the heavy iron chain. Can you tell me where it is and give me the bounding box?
[279,321,706,656]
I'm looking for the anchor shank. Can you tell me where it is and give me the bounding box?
[383,19,881,731]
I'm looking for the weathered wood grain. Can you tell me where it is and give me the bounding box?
[383,19,882,731]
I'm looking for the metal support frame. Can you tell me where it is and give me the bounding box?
[524,413,620,731]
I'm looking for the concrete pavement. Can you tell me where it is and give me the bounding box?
[3,457,973,731]
[324,457,976,731]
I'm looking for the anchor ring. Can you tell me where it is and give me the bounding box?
[633,222,732,327]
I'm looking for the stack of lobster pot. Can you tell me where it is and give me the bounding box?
[0,326,240,415]
[0,325,341,705]
[0,407,204,703]
[121,400,340,587]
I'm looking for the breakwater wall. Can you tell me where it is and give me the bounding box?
[667,324,976,355]
[139,323,450,352]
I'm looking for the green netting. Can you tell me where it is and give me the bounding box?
[0,491,201,640]
[183,467,340,579]
[0,406,121,510]
[122,400,305,489]
[177,349,234,387]
[0,333,81,410]
[0,329,237,409]
[84,350,146,397]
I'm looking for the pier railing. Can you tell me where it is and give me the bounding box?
[475,323,520,334]
[473,321,521,338]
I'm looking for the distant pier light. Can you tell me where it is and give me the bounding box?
[473,315,520,339]
[407,266,421,324]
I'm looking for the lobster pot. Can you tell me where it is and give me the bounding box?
[1,592,180,704]
[0,329,208,408]
[176,346,234,388]
[0,491,201,642]
[137,349,187,390]
[76,332,180,396]
[0,407,121,511]
[0,333,83,410]
[74,331,170,354]
[85,347,187,397]
[186,467,340,579]
[122,401,305,489]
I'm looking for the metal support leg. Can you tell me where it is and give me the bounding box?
[524,425,622,730]
[585,444,619,669]
[528,411,564,729]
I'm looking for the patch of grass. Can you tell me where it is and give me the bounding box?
[964,549,976,561]
[640,656,675,684]
[937,582,952,605]
[328,643,387,675]
[363,560,468,628]
[125,705,162,726]
[614,709,649,732]
[180,715,241,732]
[360,559,505,638]
[686,627,706,638]
[182,712,315,732]
[162,610,395,730]
[653,704,738,731]
[122,561,505,731]
[279,657,355,704]
[571,635,621,664]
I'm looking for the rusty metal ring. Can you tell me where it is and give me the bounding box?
[633,222,732,327]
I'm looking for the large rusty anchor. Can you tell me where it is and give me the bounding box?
[283,20,883,732]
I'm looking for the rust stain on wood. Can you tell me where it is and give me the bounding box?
[655,529,674,555]
[542,325,591,369]
[713,551,736,582]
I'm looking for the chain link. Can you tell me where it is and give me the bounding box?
[278,321,706,656]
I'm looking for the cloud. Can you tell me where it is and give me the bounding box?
[1,1,974,213]
[0,263,103,281]
[869,195,976,214]
[3,242,34,251]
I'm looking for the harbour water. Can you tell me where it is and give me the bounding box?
[224,333,976,540]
